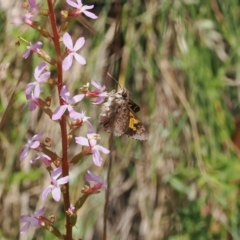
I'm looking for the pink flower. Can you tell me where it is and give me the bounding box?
[75,133,110,166]
[89,79,108,105]
[20,207,45,234]
[83,170,107,193]
[62,32,86,71]
[23,41,42,59]
[12,12,34,26]
[20,132,43,161]
[12,0,38,26]
[70,110,94,132]
[41,167,69,202]
[23,90,40,112]
[30,152,51,166]
[66,0,98,19]
[25,63,50,97]
[52,85,85,120]
[69,110,89,121]
[28,0,37,10]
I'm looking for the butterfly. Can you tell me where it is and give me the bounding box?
[98,88,148,140]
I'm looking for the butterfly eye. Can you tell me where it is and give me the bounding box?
[122,92,127,98]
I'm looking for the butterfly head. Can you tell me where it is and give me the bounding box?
[120,88,129,99]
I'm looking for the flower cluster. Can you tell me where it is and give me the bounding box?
[17,0,109,236]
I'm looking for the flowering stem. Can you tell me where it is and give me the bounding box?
[47,0,72,238]
[103,135,114,240]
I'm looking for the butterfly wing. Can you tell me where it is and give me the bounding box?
[128,99,140,113]
[124,109,149,140]
[99,90,130,136]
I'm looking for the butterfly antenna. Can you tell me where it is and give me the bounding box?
[107,72,122,89]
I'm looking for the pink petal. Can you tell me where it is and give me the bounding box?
[28,0,37,9]
[69,109,82,119]
[52,105,68,120]
[29,141,40,149]
[60,85,70,101]
[63,32,73,50]
[75,136,89,146]
[57,176,69,185]
[30,155,40,164]
[66,0,80,8]
[23,49,31,59]
[62,54,74,71]
[30,218,39,227]
[20,147,29,161]
[52,187,61,202]
[92,150,102,166]
[85,170,103,183]
[20,215,31,222]
[34,62,46,78]
[73,37,85,51]
[86,120,95,133]
[38,72,50,83]
[94,145,110,154]
[20,223,30,234]
[69,94,84,104]
[41,186,52,201]
[73,53,86,65]
[76,0,83,6]
[34,207,45,217]
[83,10,98,19]
[82,5,94,10]
[29,99,38,111]
[91,79,101,89]
[25,83,35,96]
[32,132,44,141]
[92,96,105,105]
[51,167,63,180]
[34,84,41,97]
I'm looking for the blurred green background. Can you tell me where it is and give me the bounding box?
[1,0,240,239]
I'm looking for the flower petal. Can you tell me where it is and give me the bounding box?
[94,145,110,154]
[20,215,31,223]
[73,37,85,51]
[69,94,85,104]
[20,222,30,234]
[29,141,40,149]
[52,187,61,202]
[91,79,103,90]
[38,72,50,83]
[85,170,103,183]
[20,147,29,161]
[73,53,86,65]
[92,149,102,166]
[33,84,41,99]
[25,83,35,96]
[51,167,63,180]
[41,186,52,201]
[34,62,46,79]
[83,10,98,19]
[57,176,69,185]
[66,0,80,8]
[75,136,89,146]
[63,32,73,50]
[62,54,74,71]
[34,207,45,217]
[30,218,39,227]
[32,132,44,141]
[52,105,68,120]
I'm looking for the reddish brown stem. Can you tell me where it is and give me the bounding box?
[47,0,72,239]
